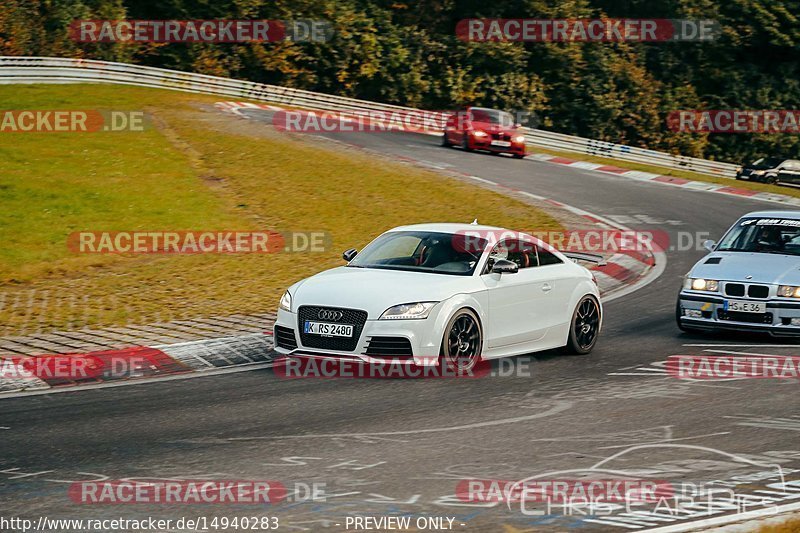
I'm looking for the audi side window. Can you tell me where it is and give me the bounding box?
[536,246,563,266]
[484,239,536,273]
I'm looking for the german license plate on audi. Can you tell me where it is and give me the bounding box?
[304,321,353,337]
[724,300,766,313]
[491,140,511,147]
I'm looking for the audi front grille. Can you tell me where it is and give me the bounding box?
[297,306,368,352]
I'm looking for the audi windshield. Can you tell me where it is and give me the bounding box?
[347,231,487,275]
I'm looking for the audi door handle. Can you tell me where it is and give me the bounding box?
[542,283,552,293]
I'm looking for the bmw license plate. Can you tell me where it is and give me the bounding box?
[724,300,766,313]
[304,321,353,337]
[491,140,511,147]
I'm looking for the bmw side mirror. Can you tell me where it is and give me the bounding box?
[342,248,358,261]
[702,239,717,252]
[492,259,519,274]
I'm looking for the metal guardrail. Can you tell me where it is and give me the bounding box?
[0,55,739,178]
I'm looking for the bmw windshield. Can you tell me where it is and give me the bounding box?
[347,231,488,275]
[716,218,800,255]
[470,108,515,127]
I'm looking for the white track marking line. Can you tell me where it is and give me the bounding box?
[639,501,800,533]
[606,372,666,376]
[702,349,796,357]
[685,344,800,348]
[465,175,497,185]
[596,431,732,449]
[226,400,575,440]
[0,361,275,400]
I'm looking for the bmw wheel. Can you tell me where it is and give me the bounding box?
[563,296,600,355]
[441,309,482,372]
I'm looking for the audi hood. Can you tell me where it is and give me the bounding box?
[689,252,800,285]
[287,266,481,318]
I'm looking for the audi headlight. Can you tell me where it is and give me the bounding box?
[279,290,292,312]
[472,130,488,138]
[684,278,719,292]
[779,285,800,298]
[380,302,438,320]
[513,135,526,143]
[752,170,765,175]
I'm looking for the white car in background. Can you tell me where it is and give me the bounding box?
[273,223,603,369]
[677,210,800,336]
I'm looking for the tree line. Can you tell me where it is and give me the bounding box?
[2,0,798,163]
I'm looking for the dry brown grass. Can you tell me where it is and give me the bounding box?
[0,84,560,334]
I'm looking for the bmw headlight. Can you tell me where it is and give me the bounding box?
[779,285,800,298]
[279,290,292,312]
[380,302,438,320]
[684,278,719,292]
[472,130,488,138]
[513,135,526,143]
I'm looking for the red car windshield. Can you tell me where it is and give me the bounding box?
[470,108,514,127]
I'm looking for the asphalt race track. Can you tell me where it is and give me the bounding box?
[2,117,799,532]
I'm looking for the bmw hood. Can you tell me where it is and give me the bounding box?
[690,252,800,285]
[473,122,518,135]
[290,266,478,318]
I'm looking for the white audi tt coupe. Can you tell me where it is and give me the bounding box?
[273,223,602,369]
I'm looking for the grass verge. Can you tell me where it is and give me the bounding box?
[758,517,800,532]
[0,84,560,335]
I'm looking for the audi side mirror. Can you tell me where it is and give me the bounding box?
[342,248,358,261]
[702,240,717,252]
[491,259,519,274]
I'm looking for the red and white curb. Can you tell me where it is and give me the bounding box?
[214,101,444,135]
[0,333,274,396]
[528,153,800,207]
[0,102,665,397]
[215,100,799,208]
[491,186,663,303]
[214,101,283,117]
[212,102,661,301]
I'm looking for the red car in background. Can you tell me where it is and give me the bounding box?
[442,107,527,158]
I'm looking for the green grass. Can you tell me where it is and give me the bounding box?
[0,84,560,333]
[757,517,800,533]
[528,145,800,198]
